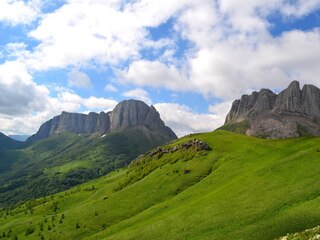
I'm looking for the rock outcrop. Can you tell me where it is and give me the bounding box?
[139,139,211,159]
[224,81,320,138]
[28,100,177,142]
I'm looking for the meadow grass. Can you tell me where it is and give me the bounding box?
[1,130,319,240]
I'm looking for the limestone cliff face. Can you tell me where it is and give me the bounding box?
[224,81,320,138]
[109,100,176,139]
[28,100,177,142]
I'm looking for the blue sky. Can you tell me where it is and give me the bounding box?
[0,0,319,136]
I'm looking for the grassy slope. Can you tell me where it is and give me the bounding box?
[0,130,320,240]
[0,126,169,207]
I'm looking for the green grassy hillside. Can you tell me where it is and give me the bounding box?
[1,130,319,240]
[0,126,169,207]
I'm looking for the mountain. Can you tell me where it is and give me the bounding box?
[0,100,177,207]
[0,132,24,150]
[9,135,30,142]
[28,99,176,142]
[222,81,320,138]
[1,131,320,240]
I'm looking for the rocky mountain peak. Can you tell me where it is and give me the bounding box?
[224,81,320,138]
[28,99,177,142]
[110,100,150,132]
[273,80,302,113]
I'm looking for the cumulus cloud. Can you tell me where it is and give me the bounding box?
[188,28,320,99]
[56,91,117,112]
[112,0,320,101]
[0,61,49,116]
[25,0,193,70]
[8,0,319,100]
[154,103,225,137]
[208,101,232,117]
[122,88,152,105]
[68,68,92,89]
[0,0,40,25]
[83,97,117,111]
[119,60,190,91]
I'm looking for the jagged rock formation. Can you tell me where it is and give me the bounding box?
[28,100,177,142]
[224,81,320,138]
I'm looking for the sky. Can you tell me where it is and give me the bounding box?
[0,0,319,137]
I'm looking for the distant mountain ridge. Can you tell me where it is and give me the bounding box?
[9,135,30,142]
[0,132,24,150]
[223,81,320,138]
[28,100,177,142]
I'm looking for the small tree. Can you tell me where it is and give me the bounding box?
[52,202,58,213]
[39,222,44,231]
[25,226,35,236]
[75,223,80,229]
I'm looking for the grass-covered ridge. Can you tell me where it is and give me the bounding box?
[0,126,170,207]
[1,130,320,240]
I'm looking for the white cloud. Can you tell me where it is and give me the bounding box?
[105,84,118,92]
[68,68,92,89]
[208,101,232,117]
[154,103,224,137]
[5,0,319,102]
[83,97,117,111]
[57,91,117,112]
[123,88,152,105]
[0,61,49,116]
[110,0,320,101]
[0,0,40,25]
[280,0,320,17]
[188,28,320,100]
[119,60,190,91]
[27,1,142,69]
[25,0,193,70]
